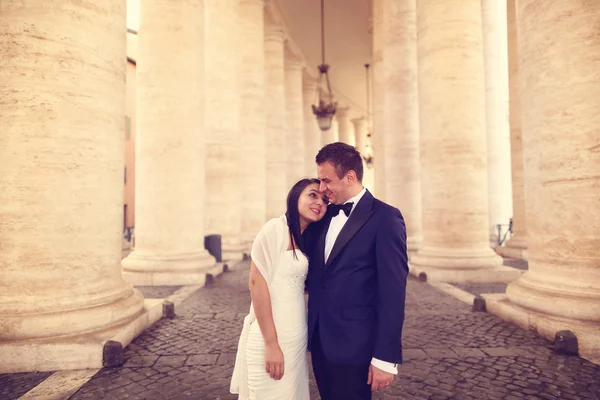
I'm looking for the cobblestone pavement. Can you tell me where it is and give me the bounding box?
[0,371,53,400]
[3,259,600,400]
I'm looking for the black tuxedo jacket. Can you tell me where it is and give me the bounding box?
[303,190,409,366]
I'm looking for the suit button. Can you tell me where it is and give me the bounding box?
[322,284,327,289]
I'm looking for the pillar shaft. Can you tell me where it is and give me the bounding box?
[264,26,287,219]
[204,0,242,253]
[336,107,355,145]
[0,0,143,340]
[239,0,266,247]
[285,60,306,186]
[505,0,600,361]
[303,77,321,177]
[205,0,244,260]
[122,0,215,285]
[382,0,422,256]
[410,0,518,283]
[372,0,385,200]
[353,117,375,194]
[482,0,512,248]
[496,0,527,260]
[322,117,338,146]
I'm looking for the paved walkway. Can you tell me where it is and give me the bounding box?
[2,260,600,400]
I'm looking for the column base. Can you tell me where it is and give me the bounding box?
[410,264,522,283]
[409,246,521,283]
[122,249,216,286]
[489,230,499,249]
[222,238,247,262]
[496,234,528,260]
[482,293,600,365]
[0,289,149,373]
[407,236,422,260]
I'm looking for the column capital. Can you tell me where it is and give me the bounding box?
[285,59,305,71]
[284,48,305,71]
[351,116,366,125]
[336,105,351,118]
[264,24,287,43]
[303,77,318,93]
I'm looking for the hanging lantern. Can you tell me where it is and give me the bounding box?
[312,0,337,131]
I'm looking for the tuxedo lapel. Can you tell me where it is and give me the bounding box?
[325,191,375,269]
[317,214,332,267]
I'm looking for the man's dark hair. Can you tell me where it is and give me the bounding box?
[315,142,364,182]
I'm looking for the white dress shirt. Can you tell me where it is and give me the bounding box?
[324,187,398,375]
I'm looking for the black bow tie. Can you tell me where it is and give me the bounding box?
[328,202,354,217]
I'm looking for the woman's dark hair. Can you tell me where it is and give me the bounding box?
[315,142,364,182]
[285,178,321,259]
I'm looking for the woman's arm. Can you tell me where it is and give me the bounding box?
[249,260,284,380]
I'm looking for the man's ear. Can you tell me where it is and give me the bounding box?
[347,170,357,184]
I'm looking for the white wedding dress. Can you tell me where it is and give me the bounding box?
[230,216,310,400]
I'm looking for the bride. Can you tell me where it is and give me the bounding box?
[230,178,327,400]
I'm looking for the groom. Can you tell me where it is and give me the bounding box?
[304,142,409,400]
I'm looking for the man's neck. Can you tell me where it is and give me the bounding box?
[340,185,364,204]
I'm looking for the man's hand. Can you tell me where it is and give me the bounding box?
[367,364,394,392]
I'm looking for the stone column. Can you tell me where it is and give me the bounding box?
[122,0,216,285]
[322,117,338,146]
[353,117,375,194]
[352,117,368,155]
[204,0,245,261]
[264,25,288,219]
[285,56,306,186]
[504,0,600,361]
[372,0,386,201]
[410,0,519,283]
[239,0,266,248]
[382,0,422,257]
[482,0,513,248]
[0,0,144,349]
[336,106,355,145]
[496,0,527,260]
[303,76,321,177]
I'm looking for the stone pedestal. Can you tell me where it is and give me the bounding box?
[482,0,513,248]
[264,25,288,219]
[122,0,216,285]
[496,0,527,261]
[503,0,600,363]
[285,58,306,186]
[410,0,519,283]
[372,0,386,201]
[240,0,267,248]
[205,0,245,261]
[336,106,355,145]
[0,0,144,371]
[382,0,422,257]
[303,76,321,177]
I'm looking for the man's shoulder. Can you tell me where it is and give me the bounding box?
[371,197,402,218]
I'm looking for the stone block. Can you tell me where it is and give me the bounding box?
[103,340,123,367]
[472,296,487,312]
[163,301,175,319]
